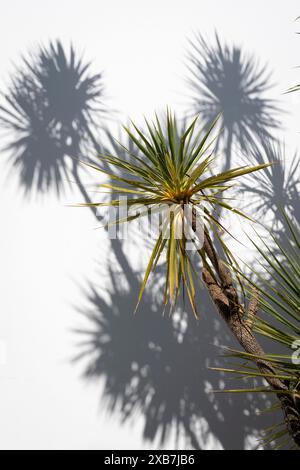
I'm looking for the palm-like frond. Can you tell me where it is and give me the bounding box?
[286,84,300,94]
[82,111,270,316]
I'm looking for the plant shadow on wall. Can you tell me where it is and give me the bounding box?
[186,33,280,171]
[239,140,300,231]
[71,150,289,451]
[73,257,274,450]
[72,32,287,448]
[73,133,299,450]
[0,38,289,449]
[0,40,105,201]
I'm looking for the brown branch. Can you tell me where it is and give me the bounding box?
[201,231,300,448]
[245,289,258,330]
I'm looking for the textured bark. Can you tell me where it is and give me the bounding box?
[200,231,300,448]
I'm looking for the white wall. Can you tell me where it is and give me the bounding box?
[0,0,299,450]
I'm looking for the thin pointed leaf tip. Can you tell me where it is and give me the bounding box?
[82,111,271,315]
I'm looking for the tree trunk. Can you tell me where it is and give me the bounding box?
[200,230,300,448]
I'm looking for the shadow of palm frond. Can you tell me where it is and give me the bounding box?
[0,40,104,197]
[186,33,280,170]
[73,256,274,450]
[240,140,300,229]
